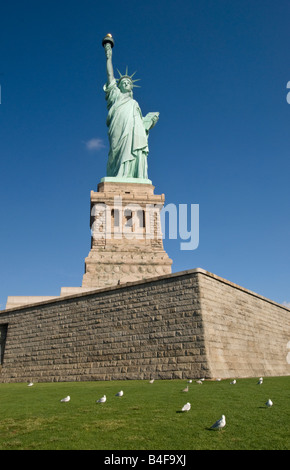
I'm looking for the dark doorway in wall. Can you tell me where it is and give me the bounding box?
[0,324,8,365]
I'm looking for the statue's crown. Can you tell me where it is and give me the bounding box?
[117,67,141,88]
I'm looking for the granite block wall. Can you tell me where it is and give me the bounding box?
[198,272,290,378]
[0,271,207,382]
[0,269,289,383]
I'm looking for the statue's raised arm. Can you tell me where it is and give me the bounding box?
[101,34,159,182]
[102,34,114,85]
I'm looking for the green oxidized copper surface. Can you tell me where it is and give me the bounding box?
[102,34,159,182]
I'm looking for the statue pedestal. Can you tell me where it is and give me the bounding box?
[81,181,172,289]
[100,176,152,185]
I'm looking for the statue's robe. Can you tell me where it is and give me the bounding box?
[104,79,149,178]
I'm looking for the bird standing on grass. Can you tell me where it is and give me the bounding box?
[266,399,273,407]
[97,395,107,403]
[115,390,123,397]
[60,396,70,402]
[211,414,226,430]
[181,403,191,412]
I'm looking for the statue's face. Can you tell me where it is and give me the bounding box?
[118,78,133,93]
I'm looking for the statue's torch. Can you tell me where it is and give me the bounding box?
[102,33,115,49]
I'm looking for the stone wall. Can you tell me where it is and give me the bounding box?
[0,269,289,383]
[0,270,207,382]
[199,272,290,378]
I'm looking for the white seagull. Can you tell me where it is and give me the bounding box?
[60,396,70,402]
[97,395,106,403]
[181,402,191,412]
[115,390,123,397]
[196,380,203,384]
[27,382,34,387]
[187,380,192,383]
[230,379,236,385]
[211,414,226,430]
[266,399,273,407]
[257,377,263,385]
[149,379,154,383]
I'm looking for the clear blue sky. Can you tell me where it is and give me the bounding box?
[1,0,290,310]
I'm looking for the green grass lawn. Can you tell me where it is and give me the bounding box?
[0,377,289,450]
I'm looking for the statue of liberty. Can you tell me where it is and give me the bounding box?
[102,34,159,180]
